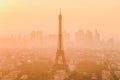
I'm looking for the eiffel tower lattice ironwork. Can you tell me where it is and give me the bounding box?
[52,10,70,75]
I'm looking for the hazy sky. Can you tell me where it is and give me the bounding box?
[0,0,120,39]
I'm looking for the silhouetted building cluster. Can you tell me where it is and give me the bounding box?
[30,31,43,40]
[75,29,101,49]
[0,29,119,50]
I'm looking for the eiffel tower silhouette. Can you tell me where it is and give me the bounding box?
[52,10,70,75]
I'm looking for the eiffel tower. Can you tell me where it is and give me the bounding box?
[52,10,70,75]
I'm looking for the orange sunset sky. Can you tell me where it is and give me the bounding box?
[0,0,120,39]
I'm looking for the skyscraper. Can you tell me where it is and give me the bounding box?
[30,31,36,40]
[75,30,84,43]
[94,29,100,42]
[86,30,93,43]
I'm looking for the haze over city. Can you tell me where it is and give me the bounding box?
[1,0,120,80]
[0,0,120,40]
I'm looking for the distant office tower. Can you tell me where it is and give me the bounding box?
[85,30,94,48]
[93,29,101,48]
[30,31,36,40]
[94,29,100,42]
[36,31,43,40]
[75,30,84,43]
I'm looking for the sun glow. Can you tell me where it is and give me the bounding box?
[0,0,14,12]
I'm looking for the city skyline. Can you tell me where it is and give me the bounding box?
[0,29,118,41]
[0,29,119,50]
